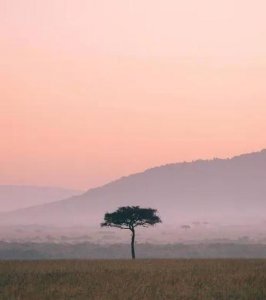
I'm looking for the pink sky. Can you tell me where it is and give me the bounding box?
[1,0,266,189]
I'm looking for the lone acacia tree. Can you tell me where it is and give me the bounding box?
[101,206,161,259]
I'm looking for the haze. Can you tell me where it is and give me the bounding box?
[1,0,266,189]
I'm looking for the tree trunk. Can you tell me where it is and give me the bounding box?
[130,228,135,259]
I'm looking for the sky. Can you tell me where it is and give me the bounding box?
[0,0,266,189]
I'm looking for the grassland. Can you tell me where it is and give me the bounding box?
[1,259,266,300]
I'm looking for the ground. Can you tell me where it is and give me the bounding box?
[1,259,266,300]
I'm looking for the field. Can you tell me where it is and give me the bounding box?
[1,259,266,300]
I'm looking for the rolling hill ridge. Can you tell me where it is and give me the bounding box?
[1,150,266,227]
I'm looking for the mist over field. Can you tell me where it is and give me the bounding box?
[0,149,266,257]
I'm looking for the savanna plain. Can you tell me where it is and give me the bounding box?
[1,259,266,300]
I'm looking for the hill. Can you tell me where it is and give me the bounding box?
[0,186,82,212]
[1,150,266,229]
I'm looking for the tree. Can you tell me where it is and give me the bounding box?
[101,206,162,259]
[181,225,191,231]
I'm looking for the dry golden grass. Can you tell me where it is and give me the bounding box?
[1,259,266,300]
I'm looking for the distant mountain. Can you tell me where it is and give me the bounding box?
[0,186,82,212]
[1,150,266,227]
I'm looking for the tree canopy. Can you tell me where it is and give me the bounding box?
[101,206,162,259]
[101,206,161,230]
